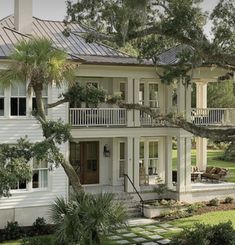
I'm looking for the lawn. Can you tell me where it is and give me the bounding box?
[170,210,235,228]
[172,149,235,182]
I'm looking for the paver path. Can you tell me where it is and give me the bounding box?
[106,219,181,245]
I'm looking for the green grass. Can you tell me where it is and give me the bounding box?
[170,210,235,228]
[172,149,235,182]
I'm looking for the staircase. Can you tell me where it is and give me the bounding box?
[114,192,142,218]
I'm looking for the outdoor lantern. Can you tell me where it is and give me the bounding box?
[103,144,111,157]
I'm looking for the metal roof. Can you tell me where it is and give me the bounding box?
[0,15,194,66]
[0,15,151,65]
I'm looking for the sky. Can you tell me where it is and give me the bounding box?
[0,0,219,35]
[0,0,219,21]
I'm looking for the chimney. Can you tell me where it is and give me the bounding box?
[14,0,33,34]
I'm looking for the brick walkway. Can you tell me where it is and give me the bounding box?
[106,218,182,244]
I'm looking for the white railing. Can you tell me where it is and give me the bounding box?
[140,108,165,126]
[191,108,235,126]
[69,108,127,126]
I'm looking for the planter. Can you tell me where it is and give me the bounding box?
[143,203,187,218]
[143,204,170,218]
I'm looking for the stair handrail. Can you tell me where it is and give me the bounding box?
[124,174,144,216]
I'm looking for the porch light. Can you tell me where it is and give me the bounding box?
[103,144,111,157]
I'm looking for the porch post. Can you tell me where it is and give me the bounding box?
[176,137,185,193]
[134,78,140,126]
[177,136,192,200]
[126,77,134,127]
[196,81,208,171]
[158,138,165,182]
[165,85,173,114]
[125,137,134,192]
[144,140,149,175]
[111,138,119,186]
[165,136,173,189]
[133,137,140,190]
[177,79,185,114]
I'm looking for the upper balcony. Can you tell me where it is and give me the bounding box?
[69,107,235,127]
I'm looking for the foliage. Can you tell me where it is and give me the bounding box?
[4,222,23,240]
[209,198,220,207]
[50,192,126,245]
[65,0,235,84]
[161,209,189,220]
[224,197,234,204]
[153,184,168,198]
[63,82,106,108]
[31,218,47,236]
[221,142,235,162]
[186,203,205,214]
[170,221,235,245]
[0,138,32,197]
[21,235,54,245]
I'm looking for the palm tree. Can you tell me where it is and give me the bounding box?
[0,38,83,192]
[50,192,127,245]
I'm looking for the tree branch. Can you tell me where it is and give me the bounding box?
[47,98,68,109]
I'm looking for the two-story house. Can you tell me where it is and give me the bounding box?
[0,0,235,228]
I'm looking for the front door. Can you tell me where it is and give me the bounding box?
[70,141,99,184]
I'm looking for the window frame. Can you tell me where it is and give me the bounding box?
[10,82,27,117]
[118,141,126,178]
[0,86,4,117]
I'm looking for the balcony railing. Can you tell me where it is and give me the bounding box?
[69,108,127,126]
[69,107,235,127]
[191,108,235,126]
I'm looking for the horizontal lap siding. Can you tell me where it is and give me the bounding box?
[0,86,68,209]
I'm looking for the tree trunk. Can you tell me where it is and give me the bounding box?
[33,86,46,121]
[33,83,84,193]
[61,160,84,193]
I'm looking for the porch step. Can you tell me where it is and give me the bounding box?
[114,193,142,218]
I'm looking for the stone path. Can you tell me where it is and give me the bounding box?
[106,218,182,244]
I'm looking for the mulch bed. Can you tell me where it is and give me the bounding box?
[195,202,235,215]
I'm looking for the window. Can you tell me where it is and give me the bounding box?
[11,179,27,190]
[149,83,159,108]
[0,86,4,116]
[119,82,126,100]
[119,142,126,178]
[11,82,26,116]
[148,141,158,175]
[139,141,145,168]
[32,86,48,114]
[139,83,145,105]
[32,160,48,189]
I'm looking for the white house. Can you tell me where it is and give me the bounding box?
[0,0,235,228]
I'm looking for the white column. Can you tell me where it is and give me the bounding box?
[165,85,173,114]
[185,84,191,121]
[5,88,10,118]
[125,137,134,192]
[158,82,165,114]
[126,77,134,127]
[158,138,165,182]
[176,137,192,193]
[185,137,192,192]
[111,138,119,186]
[133,137,140,190]
[196,81,208,170]
[133,78,140,126]
[176,137,185,193]
[165,136,173,189]
[177,79,185,114]
[144,140,149,175]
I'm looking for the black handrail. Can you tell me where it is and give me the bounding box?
[124,174,144,216]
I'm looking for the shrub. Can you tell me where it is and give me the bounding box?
[187,203,204,214]
[4,221,23,240]
[21,235,54,245]
[209,198,220,206]
[32,217,47,236]
[160,208,189,219]
[170,221,235,245]
[224,197,234,204]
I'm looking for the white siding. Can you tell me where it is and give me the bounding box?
[0,84,68,210]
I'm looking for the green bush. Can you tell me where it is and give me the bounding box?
[209,198,220,206]
[225,197,234,204]
[187,203,205,214]
[170,221,235,245]
[21,235,54,245]
[32,217,47,236]
[4,221,23,240]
